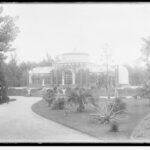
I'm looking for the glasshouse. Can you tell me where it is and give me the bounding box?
[28,53,102,87]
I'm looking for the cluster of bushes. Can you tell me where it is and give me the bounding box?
[42,88,66,110]
[43,87,97,111]
[42,87,128,132]
[51,98,65,110]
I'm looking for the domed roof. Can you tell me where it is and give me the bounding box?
[61,52,89,56]
[56,52,90,64]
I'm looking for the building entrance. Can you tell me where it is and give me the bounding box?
[64,70,73,85]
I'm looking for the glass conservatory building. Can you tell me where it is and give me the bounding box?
[28,53,102,87]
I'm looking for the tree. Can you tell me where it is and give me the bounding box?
[97,73,107,88]
[0,6,19,102]
[141,37,150,82]
[5,60,37,87]
[99,44,115,99]
[0,6,19,85]
[139,37,150,105]
[125,64,146,86]
[67,87,97,112]
[37,52,54,67]
[19,62,31,86]
[4,54,21,87]
[0,7,19,54]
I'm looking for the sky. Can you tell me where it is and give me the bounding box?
[1,3,150,66]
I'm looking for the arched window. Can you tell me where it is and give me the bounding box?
[64,70,73,85]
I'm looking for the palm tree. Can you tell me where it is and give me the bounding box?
[67,87,97,112]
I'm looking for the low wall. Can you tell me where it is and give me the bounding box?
[7,86,140,97]
[7,88,27,96]
[7,87,43,97]
[118,88,139,97]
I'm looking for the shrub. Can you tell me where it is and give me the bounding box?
[109,98,126,113]
[51,98,65,110]
[110,121,119,132]
[43,89,55,107]
[91,100,127,125]
[91,103,117,124]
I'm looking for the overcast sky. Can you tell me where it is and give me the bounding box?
[1,3,150,66]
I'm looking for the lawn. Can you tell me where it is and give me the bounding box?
[131,109,150,140]
[32,98,150,142]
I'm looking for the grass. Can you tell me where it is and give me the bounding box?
[32,97,150,141]
[131,109,150,140]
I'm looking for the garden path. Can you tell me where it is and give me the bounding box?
[0,96,100,143]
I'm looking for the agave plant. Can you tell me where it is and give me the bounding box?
[91,101,127,124]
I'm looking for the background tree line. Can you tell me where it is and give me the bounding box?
[3,51,147,87]
[3,53,54,87]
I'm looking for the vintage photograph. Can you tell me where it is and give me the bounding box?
[0,2,150,144]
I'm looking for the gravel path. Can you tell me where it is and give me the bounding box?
[0,96,100,143]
